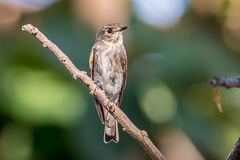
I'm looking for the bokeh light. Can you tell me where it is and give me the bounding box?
[0,0,58,10]
[2,67,87,127]
[0,0,58,32]
[223,0,240,52]
[139,82,177,123]
[132,0,188,27]
[159,127,204,160]
[0,2,21,31]
[72,0,130,31]
[189,0,223,16]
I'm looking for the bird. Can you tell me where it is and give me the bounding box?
[89,23,128,143]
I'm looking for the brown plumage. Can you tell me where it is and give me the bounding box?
[89,23,128,143]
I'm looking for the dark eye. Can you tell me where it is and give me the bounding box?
[107,28,113,33]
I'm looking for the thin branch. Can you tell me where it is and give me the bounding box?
[22,24,166,160]
[226,137,240,160]
[210,77,240,89]
[209,76,240,113]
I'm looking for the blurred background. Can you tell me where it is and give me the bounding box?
[0,0,240,159]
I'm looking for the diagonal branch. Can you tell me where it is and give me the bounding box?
[22,24,166,160]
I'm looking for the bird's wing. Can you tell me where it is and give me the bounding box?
[89,48,94,78]
[89,48,105,124]
[118,49,127,107]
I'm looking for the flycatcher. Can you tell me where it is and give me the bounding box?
[89,23,128,143]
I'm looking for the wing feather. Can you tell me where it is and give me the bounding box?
[118,50,127,107]
[89,48,105,124]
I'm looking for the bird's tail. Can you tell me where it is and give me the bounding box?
[104,119,119,143]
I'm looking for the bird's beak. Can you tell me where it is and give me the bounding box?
[119,26,128,31]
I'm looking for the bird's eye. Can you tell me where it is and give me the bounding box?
[107,28,113,33]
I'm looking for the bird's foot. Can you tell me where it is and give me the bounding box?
[89,85,100,95]
[106,98,116,112]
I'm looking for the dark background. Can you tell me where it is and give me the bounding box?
[0,0,240,160]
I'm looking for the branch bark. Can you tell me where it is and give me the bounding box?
[226,137,240,160]
[210,77,240,89]
[22,24,166,160]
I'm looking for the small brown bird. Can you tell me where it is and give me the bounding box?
[89,23,128,143]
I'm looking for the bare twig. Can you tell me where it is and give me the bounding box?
[226,137,240,160]
[22,24,166,160]
[209,76,240,113]
[210,77,240,89]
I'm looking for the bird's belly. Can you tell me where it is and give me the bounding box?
[94,49,123,100]
[101,62,123,97]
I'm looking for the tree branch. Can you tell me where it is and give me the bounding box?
[226,137,240,160]
[22,24,166,160]
[209,76,240,112]
[210,77,240,89]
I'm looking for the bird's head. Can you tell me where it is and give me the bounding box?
[95,23,128,43]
